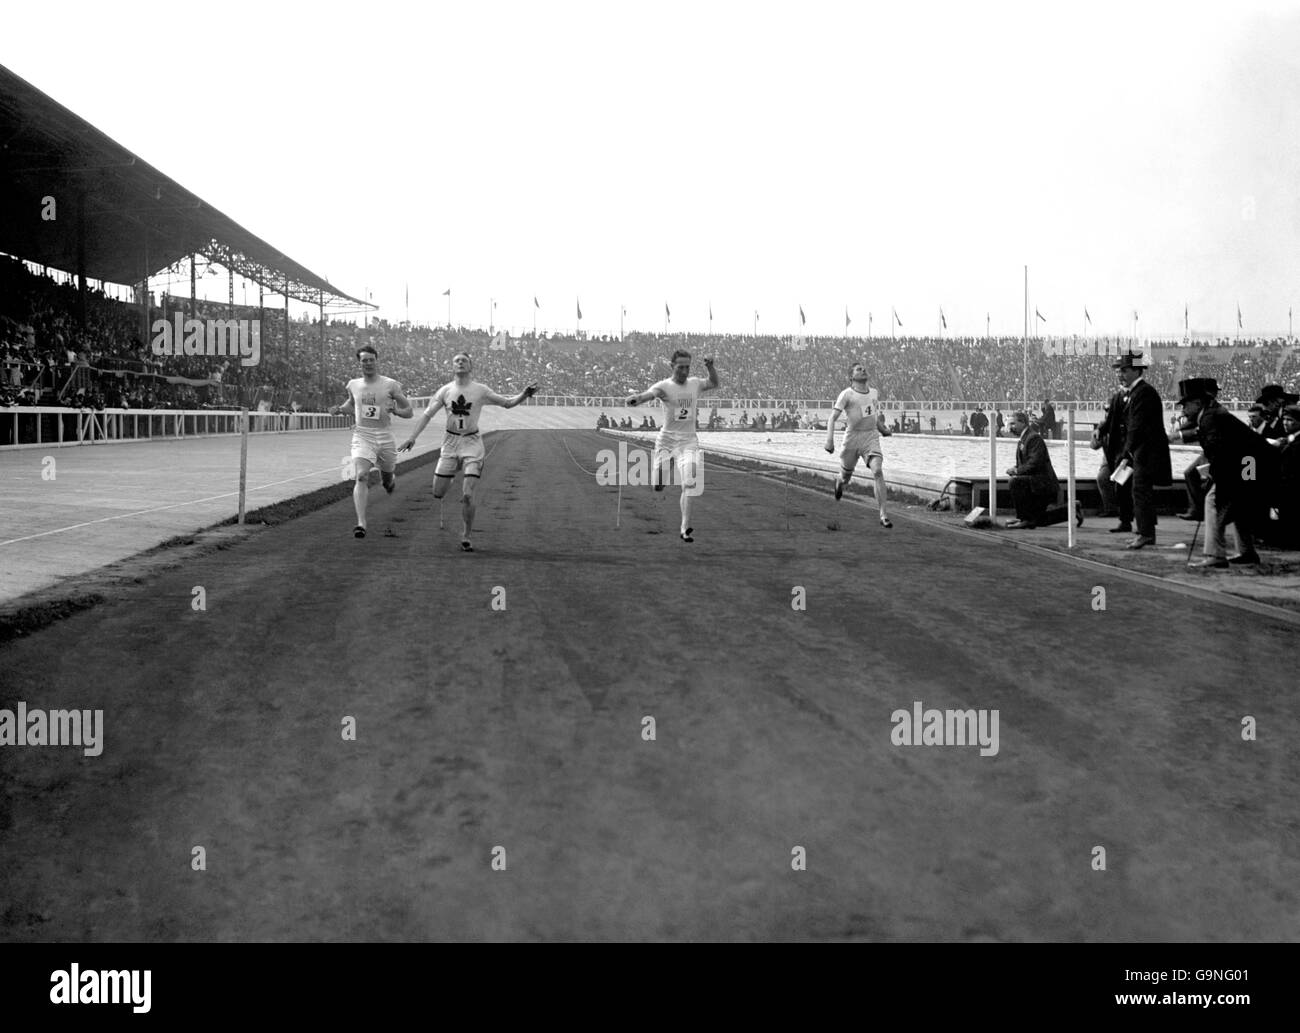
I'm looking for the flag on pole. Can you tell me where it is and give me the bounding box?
[577,298,583,320]
[1133,309,1139,322]
[442,288,451,296]
[940,307,947,330]
[1237,303,1243,329]
[1084,307,1092,326]
[709,302,713,321]
[845,307,851,328]
[534,296,540,308]
[893,307,902,327]
[1035,307,1046,323]
[799,305,805,326]
[405,284,408,307]
[665,302,671,322]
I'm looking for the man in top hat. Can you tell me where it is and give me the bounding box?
[1173,379,1221,521]
[1256,385,1299,441]
[1171,377,1276,568]
[1113,350,1172,549]
[1004,410,1058,528]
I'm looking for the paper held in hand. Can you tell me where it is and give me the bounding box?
[1110,460,1133,485]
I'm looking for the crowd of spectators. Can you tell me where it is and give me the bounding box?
[4,258,1298,414]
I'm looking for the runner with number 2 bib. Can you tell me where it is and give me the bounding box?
[626,348,720,542]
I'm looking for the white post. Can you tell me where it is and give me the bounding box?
[238,407,249,524]
[988,414,997,520]
[1067,408,1076,548]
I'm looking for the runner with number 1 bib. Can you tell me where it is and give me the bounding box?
[400,352,537,552]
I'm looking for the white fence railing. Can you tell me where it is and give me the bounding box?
[0,407,351,450]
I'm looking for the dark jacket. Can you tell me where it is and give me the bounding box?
[1039,402,1056,435]
[1095,389,1126,466]
[1185,402,1279,507]
[1122,378,1172,485]
[1011,427,1058,492]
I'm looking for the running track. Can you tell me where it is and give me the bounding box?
[0,429,1295,941]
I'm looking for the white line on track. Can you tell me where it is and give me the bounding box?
[0,465,341,547]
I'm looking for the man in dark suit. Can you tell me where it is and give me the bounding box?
[1038,399,1057,440]
[1274,402,1300,547]
[1173,378,1277,569]
[1005,410,1058,529]
[1175,380,1221,521]
[1092,386,1132,531]
[1114,350,1171,549]
[1256,385,1299,441]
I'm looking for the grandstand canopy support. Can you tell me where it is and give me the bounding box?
[0,63,371,327]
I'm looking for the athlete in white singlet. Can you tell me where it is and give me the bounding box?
[399,352,537,552]
[825,362,893,527]
[626,348,720,542]
[330,346,413,538]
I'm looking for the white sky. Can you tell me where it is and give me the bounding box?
[5,0,1300,338]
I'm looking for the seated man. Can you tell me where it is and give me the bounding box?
[1005,410,1058,529]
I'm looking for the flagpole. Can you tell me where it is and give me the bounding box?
[1022,266,1028,413]
[868,312,872,339]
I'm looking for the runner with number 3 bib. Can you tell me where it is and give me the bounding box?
[626,348,720,542]
[330,345,413,539]
[399,353,537,552]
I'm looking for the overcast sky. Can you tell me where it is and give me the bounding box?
[5,0,1300,338]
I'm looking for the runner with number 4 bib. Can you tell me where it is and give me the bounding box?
[399,352,537,552]
[330,345,413,538]
[825,362,893,528]
[626,348,720,542]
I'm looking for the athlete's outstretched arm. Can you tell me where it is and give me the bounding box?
[399,397,444,451]
[626,385,664,407]
[487,383,539,409]
[825,408,843,452]
[390,384,414,419]
[702,357,720,391]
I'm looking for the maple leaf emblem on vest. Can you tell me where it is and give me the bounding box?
[450,395,472,417]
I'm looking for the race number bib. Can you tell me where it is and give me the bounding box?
[675,406,690,422]
[361,404,380,421]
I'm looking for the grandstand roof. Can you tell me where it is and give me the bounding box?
[0,64,367,308]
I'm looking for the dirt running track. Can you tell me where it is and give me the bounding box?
[0,429,1296,941]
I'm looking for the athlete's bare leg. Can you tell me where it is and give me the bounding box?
[461,475,479,549]
[352,458,374,535]
[869,455,891,526]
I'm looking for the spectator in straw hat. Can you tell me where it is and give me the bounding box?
[1113,350,1171,550]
